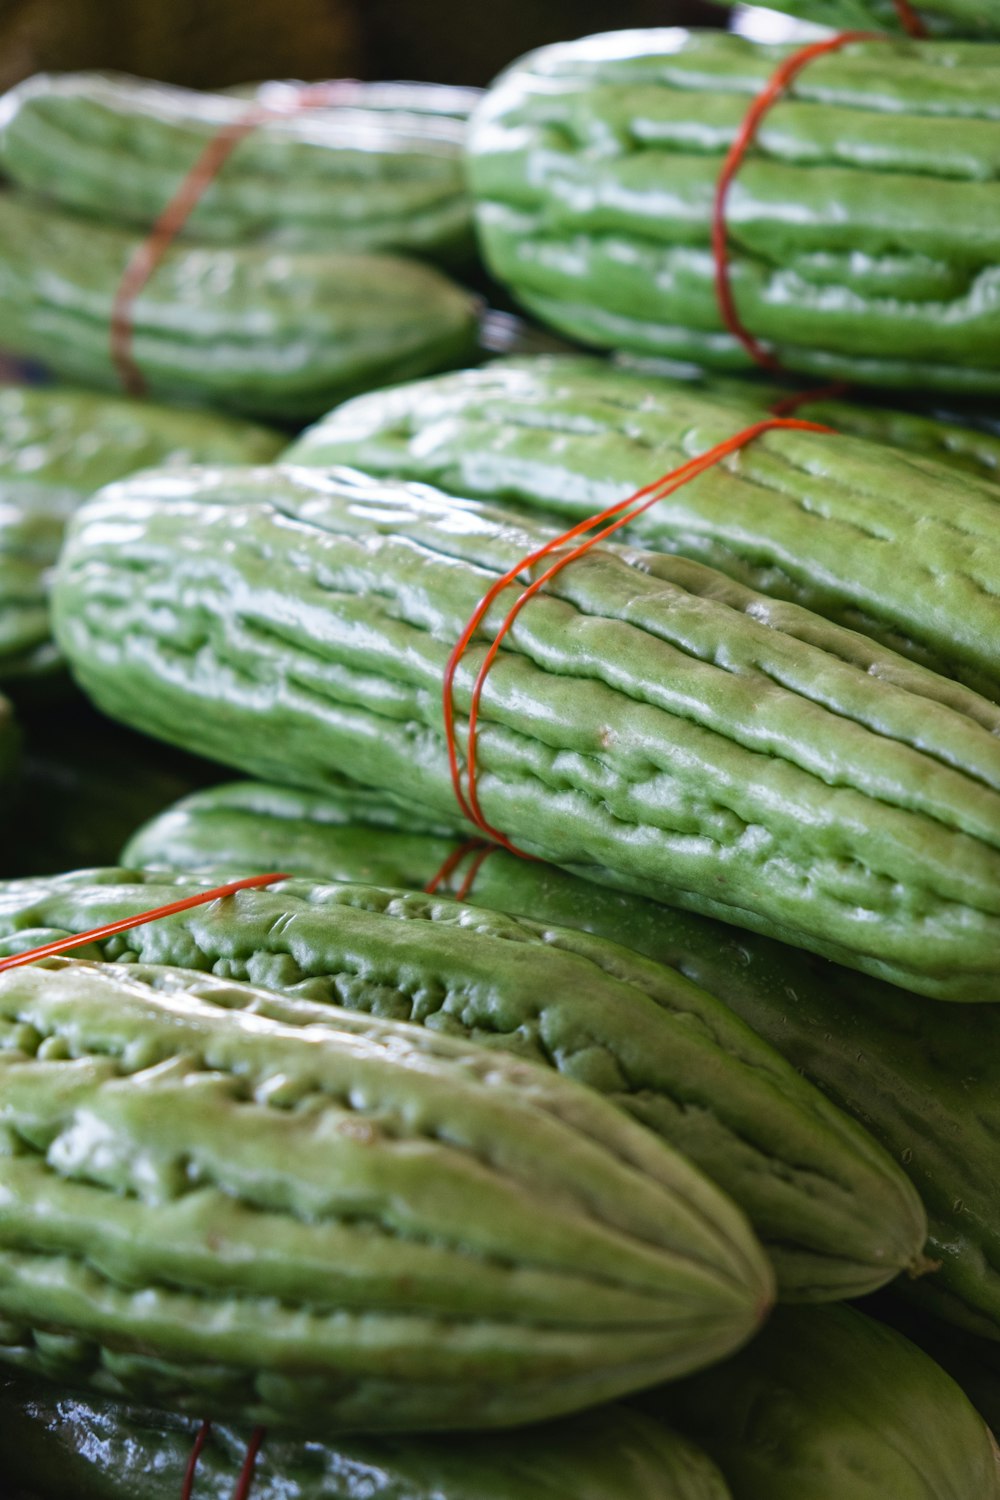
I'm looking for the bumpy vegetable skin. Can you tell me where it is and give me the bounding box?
[0,867,928,1301]
[0,383,281,682]
[123,776,1000,1341]
[0,73,479,264]
[643,1303,1000,1500]
[0,957,772,1429]
[0,1379,732,1500]
[287,356,1000,699]
[0,195,479,421]
[51,463,1000,999]
[466,31,1000,394]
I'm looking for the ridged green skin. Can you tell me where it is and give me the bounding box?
[0,195,479,422]
[286,357,1000,699]
[642,1304,1000,1500]
[611,358,1000,484]
[51,461,1000,999]
[0,1379,732,1500]
[0,957,772,1429]
[0,73,479,264]
[714,0,999,39]
[466,31,1000,395]
[121,776,1000,1341]
[0,384,281,683]
[871,1299,1000,1438]
[0,867,928,1301]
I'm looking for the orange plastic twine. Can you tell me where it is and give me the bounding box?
[893,0,929,36]
[443,416,833,856]
[181,1421,213,1500]
[110,81,362,396]
[0,871,289,973]
[231,1427,267,1500]
[423,837,498,898]
[712,30,877,375]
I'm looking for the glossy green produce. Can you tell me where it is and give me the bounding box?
[287,356,1000,698]
[0,1379,732,1500]
[0,383,281,683]
[467,31,1000,395]
[711,0,999,39]
[52,462,1000,999]
[0,957,772,1429]
[642,1304,1000,1499]
[0,195,479,421]
[0,73,479,264]
[0,867,927,1301]
[123,776,1000,1341]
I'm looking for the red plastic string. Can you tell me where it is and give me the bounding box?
[110,81,361,396]
[712,30,876,373]
[443,416,833,851]
[893,0,928,37]
[453,843,499,901]
[181,1420,213,1500]
[422,838,492,894]
[0,871,290,973]
[231,1427,266,1500]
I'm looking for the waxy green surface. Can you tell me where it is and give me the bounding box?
[121,777,1000,1343]
[646,1304,1000,1499]
[466,31,1000,393]
[0,866,927,1302]
[0,73,479,264]
[711,0,999,38]
[0,957,771,1430]
[0,196,479,422]
[0,383,281,682]
[287,357,1000,699]
[51,462,1000,999]
[0,1379,732,1500]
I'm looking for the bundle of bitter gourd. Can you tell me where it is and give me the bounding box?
[0,1378,734,1500]
[286,356,1000,699]
[120,776,1000,1345]
[0,72,481,264]
[0,383,281,685]
[465,30,1000,395]
[0,195,480,421]
[48,463,1000,1000]
[0,865,929,1302]
[0,955,774,1428]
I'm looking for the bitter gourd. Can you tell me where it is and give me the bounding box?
[0,1377,733,1500]
[712,0,1000,39]
[0,866,928,1301]
[0,383,281,684]
[466,31,1000,395]
[286,356,1000,699]
[643,1303,1000,1499]
[0,956,772,1429]
[51,462,1000,999]
[0,73,479,264]
[0,195,479,421]
[122,776,1000,1342]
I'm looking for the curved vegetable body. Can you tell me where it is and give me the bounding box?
[0,195,479,421]
[0,1379,732,1500]
[287,356,1000,699]
[466,31,1000,395]
[51,462,1000,999]
[0,73,479,264]
[713,0,999,39]
[0,867,927,1302]
[0,383,281,683]
[643,1303,1000,1500]
[122,773,1000,1343]
[0,957,772,1429]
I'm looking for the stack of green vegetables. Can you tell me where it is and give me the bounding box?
[4,17,1000,1499]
